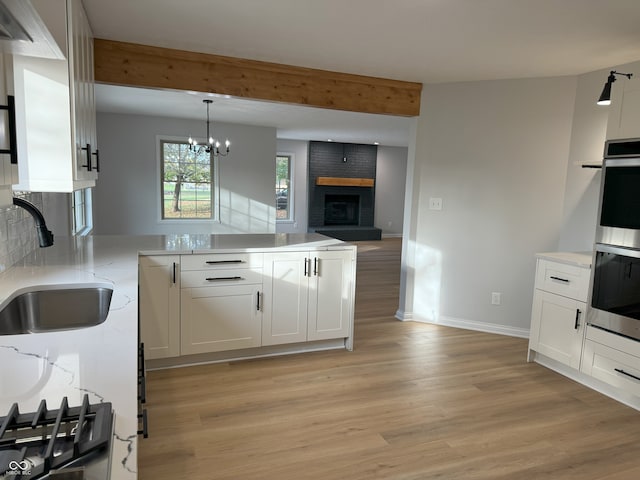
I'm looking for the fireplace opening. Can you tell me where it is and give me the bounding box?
[324,194,360,226]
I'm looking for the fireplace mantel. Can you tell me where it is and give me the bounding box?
[316,177,375,187]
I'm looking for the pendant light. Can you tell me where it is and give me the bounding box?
[188,99,231,156]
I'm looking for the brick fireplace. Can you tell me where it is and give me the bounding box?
[308,141,382,241]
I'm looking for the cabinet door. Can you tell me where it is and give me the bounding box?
[262,252,308,346]
[308,250,354,341]
[181,285,262,355]
[68,0,97,182]
[139,256,180,359]
[529,290,586,369]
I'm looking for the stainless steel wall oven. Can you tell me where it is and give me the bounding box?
[589,138,640,341]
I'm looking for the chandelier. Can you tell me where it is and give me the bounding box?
[188,99,231,156]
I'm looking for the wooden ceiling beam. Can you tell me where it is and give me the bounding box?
[93,39,422,117]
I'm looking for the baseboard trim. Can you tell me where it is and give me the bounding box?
[395,309,413,321]
[408,314,530,339]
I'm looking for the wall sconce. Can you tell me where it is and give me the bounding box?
[0,95,17,164]
[597,71,633,106]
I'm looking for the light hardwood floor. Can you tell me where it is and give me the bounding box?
[139,238,640,480]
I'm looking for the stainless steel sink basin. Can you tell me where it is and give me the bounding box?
[0,284,113,335]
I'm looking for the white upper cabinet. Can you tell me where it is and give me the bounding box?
[12,0,97,192]
[606,76,640,141]
[0,53,19,195]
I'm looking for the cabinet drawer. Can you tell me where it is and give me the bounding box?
[581,338,640,397]
[535,259,589,301]
[181,268,263,288]
[181,253,263,271]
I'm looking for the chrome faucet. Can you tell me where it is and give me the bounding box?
[13,197,54,247]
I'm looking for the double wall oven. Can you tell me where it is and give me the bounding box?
[589,138,640,342]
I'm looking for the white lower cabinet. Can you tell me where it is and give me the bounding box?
[262,249,354,346]
[139,246,355,362]
[581,326,640,397]
[181,284,262,355]
[528,256,590,369]
[528,253,640,410]
[529,291,586,369]
[307,249,354,341]
[139,256,180,360]
[261,252,308,345]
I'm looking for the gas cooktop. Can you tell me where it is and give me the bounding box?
[0,395,112,479]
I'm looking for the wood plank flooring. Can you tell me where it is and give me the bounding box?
[139,238,640,479]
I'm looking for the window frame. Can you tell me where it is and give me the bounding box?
[71,187,93,236]
[276,152,294,223]
[157,136,220,224]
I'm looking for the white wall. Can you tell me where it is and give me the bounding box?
[375,146,407,236]
[400,76,577,336]
[558,59,640,251]
[94,112,276,235]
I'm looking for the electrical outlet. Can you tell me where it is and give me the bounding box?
[429,197,443,210]
[491,292,502,305]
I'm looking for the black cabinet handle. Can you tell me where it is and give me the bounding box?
[138,375,146,404]
[205,276,243,281]
[256,291,261,311]
[137,409,148,438]
[614,368,640,382]
[550,276,569,283]
[304,257,308,276]
[314,257,318,276]
[172,262,177,284]
[0,95,18,164]
[574,309,581,330]
[205,259,243,265]
[81,143,92,171]
[92,149,100,172]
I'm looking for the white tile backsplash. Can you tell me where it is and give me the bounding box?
[0,192,43,272]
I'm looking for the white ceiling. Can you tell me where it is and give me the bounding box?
[87,0,640,147]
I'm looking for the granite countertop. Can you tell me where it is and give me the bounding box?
[0,233,349,479]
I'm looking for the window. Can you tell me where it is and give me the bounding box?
[161,140,214,220]
[276,154,292,221]
[71,188,93,236]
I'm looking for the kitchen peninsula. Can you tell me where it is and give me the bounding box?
[0,233,356,479]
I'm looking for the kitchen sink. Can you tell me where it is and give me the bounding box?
[0,284,113,335]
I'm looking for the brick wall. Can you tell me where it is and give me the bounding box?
[308,141,377,228]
